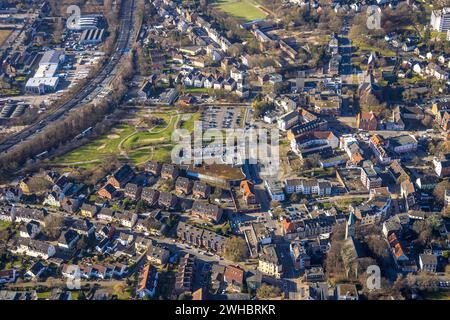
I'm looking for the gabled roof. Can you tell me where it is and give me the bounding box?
[224,266,244,286]
[240,180,255,198]
[112,164,134,182]
[101,184,116,194]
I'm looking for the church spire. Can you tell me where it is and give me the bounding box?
[345,211,356,240]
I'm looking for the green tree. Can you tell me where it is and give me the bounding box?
[433,180,450,204]
[256,283,282,299]
[224,236,249,262]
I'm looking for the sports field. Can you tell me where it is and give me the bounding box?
[215,0,267,21]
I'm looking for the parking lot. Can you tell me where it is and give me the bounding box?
[199,106,245,130]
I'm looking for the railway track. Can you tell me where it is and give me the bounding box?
[0,0,137,155]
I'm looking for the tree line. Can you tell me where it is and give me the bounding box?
[0,49,135,179]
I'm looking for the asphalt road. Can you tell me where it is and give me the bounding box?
[339,18,353,76]
[0,0,137,156]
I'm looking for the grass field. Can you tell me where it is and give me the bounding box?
[0,220,11,231]
[215,0,267,21]
[0,29,12,46]
[51,110,200,168]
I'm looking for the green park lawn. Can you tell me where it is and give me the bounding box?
[51,110,200,168]
[424,291,450,300]
[121,112,179,150]
[50,124,135,169]
[215,0,267,22]
[180,112,201,132]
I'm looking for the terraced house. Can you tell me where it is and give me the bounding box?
[258,245,282,279]
[13,207,48,227]
[192,180,211,199]
[175,176,193,195]
[191,201,223,223]
[141,187,160,206]
[107,164,135,189]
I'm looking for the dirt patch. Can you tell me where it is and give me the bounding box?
[107,134,120,139]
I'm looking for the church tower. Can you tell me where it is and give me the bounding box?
[345,211,356,240]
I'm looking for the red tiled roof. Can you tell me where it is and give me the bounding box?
[224,266,244,285]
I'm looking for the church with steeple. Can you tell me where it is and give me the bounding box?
[345,211,356,240]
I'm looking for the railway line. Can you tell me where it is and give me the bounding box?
[0,0,137,155]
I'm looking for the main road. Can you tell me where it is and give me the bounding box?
[0,0,138,155]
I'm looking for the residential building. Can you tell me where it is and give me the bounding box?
[13,238,56,260]
[176,222,226,254]
[57,230,80,250]
[114,211,138,228]
[240,180,257,205]
[79,203,98,218]
[174,254,196,295]
[161,164,179,180]
[71,219,94,236]
[144,161,162,176]
[0,269,17,284]
[191,201,223,223]
[13,207,47,226]
[19,221,40,239]
[98,184,116,200]
[284,178,331,196]
[124,183,142,201]
[258,245,282,278]
[97,207,115,223]
[433,156,450,177]
[158,192,178,209]
[360,166,382,190]
[224,266,245,291]
[141,188,160,206]
[192,181,211,199]
[147,242,170,265]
